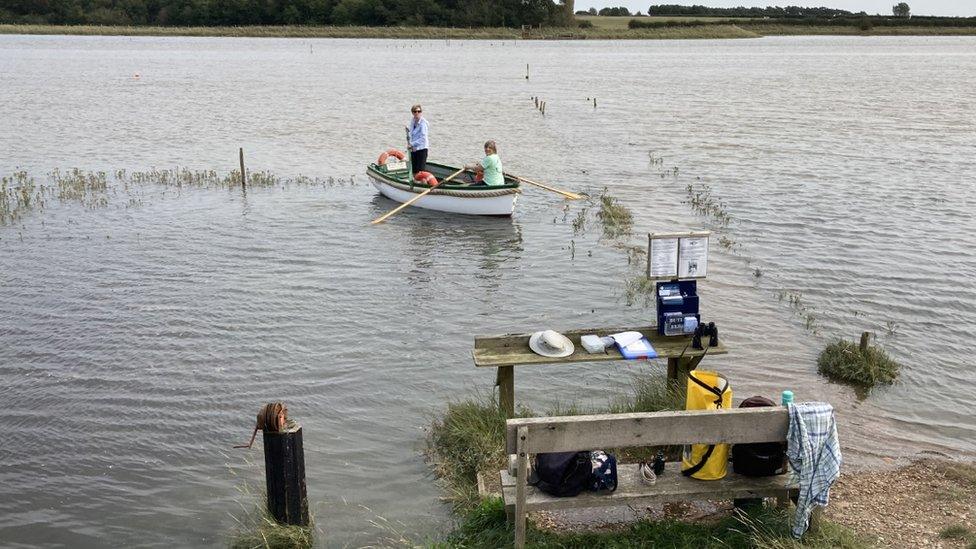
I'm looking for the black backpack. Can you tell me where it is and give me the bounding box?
[531,451,593,497]
[732,396,787,477]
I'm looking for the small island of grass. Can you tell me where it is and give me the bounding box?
[818,334,901,387]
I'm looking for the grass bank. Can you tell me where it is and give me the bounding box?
[435,496,866,549]
[739,23,976,36]
[4,20,974,39]
[0,22,759,39]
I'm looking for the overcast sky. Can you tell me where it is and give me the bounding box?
[574,2,975,17]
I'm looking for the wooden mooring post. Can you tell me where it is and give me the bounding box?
[264,421,309,526]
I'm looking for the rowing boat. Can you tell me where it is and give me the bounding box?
[366,160,520,217]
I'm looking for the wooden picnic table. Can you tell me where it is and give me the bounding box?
[473,324,728,417]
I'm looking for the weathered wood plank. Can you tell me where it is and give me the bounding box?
[497,366,515,418]
[505,408,788,454]
[500,462,796,512]
[473,325,726,368]
[515,426,528,549]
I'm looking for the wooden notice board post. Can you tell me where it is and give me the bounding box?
[473,325,727,418]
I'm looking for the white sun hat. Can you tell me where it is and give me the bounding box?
[528,329,575,358]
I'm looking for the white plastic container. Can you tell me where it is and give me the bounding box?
[581,334,614,353]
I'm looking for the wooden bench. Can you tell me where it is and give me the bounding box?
[501,407,797,548]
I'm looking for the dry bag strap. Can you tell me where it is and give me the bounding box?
[682,444,716,477]
[688,372,727,406]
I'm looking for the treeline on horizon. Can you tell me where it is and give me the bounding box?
[629,14,976,29]
[3,0,974,28]
[646,4,861,17]
[0,0,573,27]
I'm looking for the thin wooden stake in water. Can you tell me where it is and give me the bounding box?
[526,63,529,80]
[859,331,870,352]
[239,148,246,189]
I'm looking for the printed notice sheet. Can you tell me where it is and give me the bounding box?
[678,236,708,278]
[649,237,679,278]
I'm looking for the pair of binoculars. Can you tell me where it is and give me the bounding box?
[692,321,719,350]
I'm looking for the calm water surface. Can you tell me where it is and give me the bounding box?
[1,34,975,547]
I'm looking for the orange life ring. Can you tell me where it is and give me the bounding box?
[414,171,438,187]
[378,148,406,164]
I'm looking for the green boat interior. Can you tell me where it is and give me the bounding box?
[368,161,520,190]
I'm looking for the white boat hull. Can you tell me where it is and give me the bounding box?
[368,174,518,216]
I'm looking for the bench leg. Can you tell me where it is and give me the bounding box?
[808,507,822,534]
[515,426,528,549]
[776,490,791,510]
[667,356,694,385]
[497,366,515,418]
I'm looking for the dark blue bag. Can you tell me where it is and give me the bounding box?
[531,451,592,497]
[532,451,618,497]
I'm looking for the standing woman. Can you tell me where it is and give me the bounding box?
[407,104,429,175]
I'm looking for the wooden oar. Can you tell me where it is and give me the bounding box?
[506,173,583,200]
[370,168,465,225]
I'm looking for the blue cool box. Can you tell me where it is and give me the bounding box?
[617,338,658,359]
[657,280,700,336]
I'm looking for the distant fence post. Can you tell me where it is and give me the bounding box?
[264,422,309,526]
[239,148,246,190]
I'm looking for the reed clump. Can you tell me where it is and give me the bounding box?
[0,168,334,227]
[686,183,732,226]
[817,339,900,387]
[595,188,633,239]
[52,169,109,207]
[0,171,42,225]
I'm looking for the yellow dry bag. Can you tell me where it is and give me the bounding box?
[681,370,732,480]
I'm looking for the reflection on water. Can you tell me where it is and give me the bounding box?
[1,34,976,547]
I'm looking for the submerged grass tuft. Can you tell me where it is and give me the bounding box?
[0,168,341,227]
[595,188,633,239]
[817,339,900,387]
[686,183,732,226]
[227,469,314,549]
[622,274,656,307]
[230,516,313,549]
